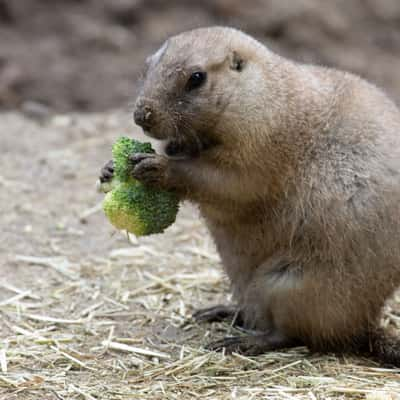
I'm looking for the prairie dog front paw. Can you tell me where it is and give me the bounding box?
[130,153,169,189]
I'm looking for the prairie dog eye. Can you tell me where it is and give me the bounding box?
[185,71,207,91]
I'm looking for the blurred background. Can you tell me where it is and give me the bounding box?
[1,0,400,113]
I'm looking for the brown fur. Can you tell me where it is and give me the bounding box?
[120,27,400,363]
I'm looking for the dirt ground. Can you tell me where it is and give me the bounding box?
[1,1,400,399]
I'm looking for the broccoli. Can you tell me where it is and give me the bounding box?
[112,136,154,184]
[100,137,179,236]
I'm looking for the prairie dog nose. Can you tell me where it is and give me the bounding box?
[133,102,153,130]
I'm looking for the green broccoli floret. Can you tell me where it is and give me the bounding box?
[112,136,154,184]
[103,182,179,236]
[101,137,179,236]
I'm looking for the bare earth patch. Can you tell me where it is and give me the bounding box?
[0,112,399,399]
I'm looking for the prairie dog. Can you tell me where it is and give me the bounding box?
[102,27,400,364]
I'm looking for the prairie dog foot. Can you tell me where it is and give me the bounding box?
[99,160,114,183]
[206,331,300,356]
[130,152,169,189]
[193,305,242,325]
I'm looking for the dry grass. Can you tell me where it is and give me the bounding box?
[1,112,400,399]
[1,205,400,399]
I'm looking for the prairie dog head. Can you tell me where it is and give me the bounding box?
[133,27,273,159]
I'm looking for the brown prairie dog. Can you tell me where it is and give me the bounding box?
[102,26,400,365]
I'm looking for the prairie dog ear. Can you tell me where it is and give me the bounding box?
[230,51,246,71]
